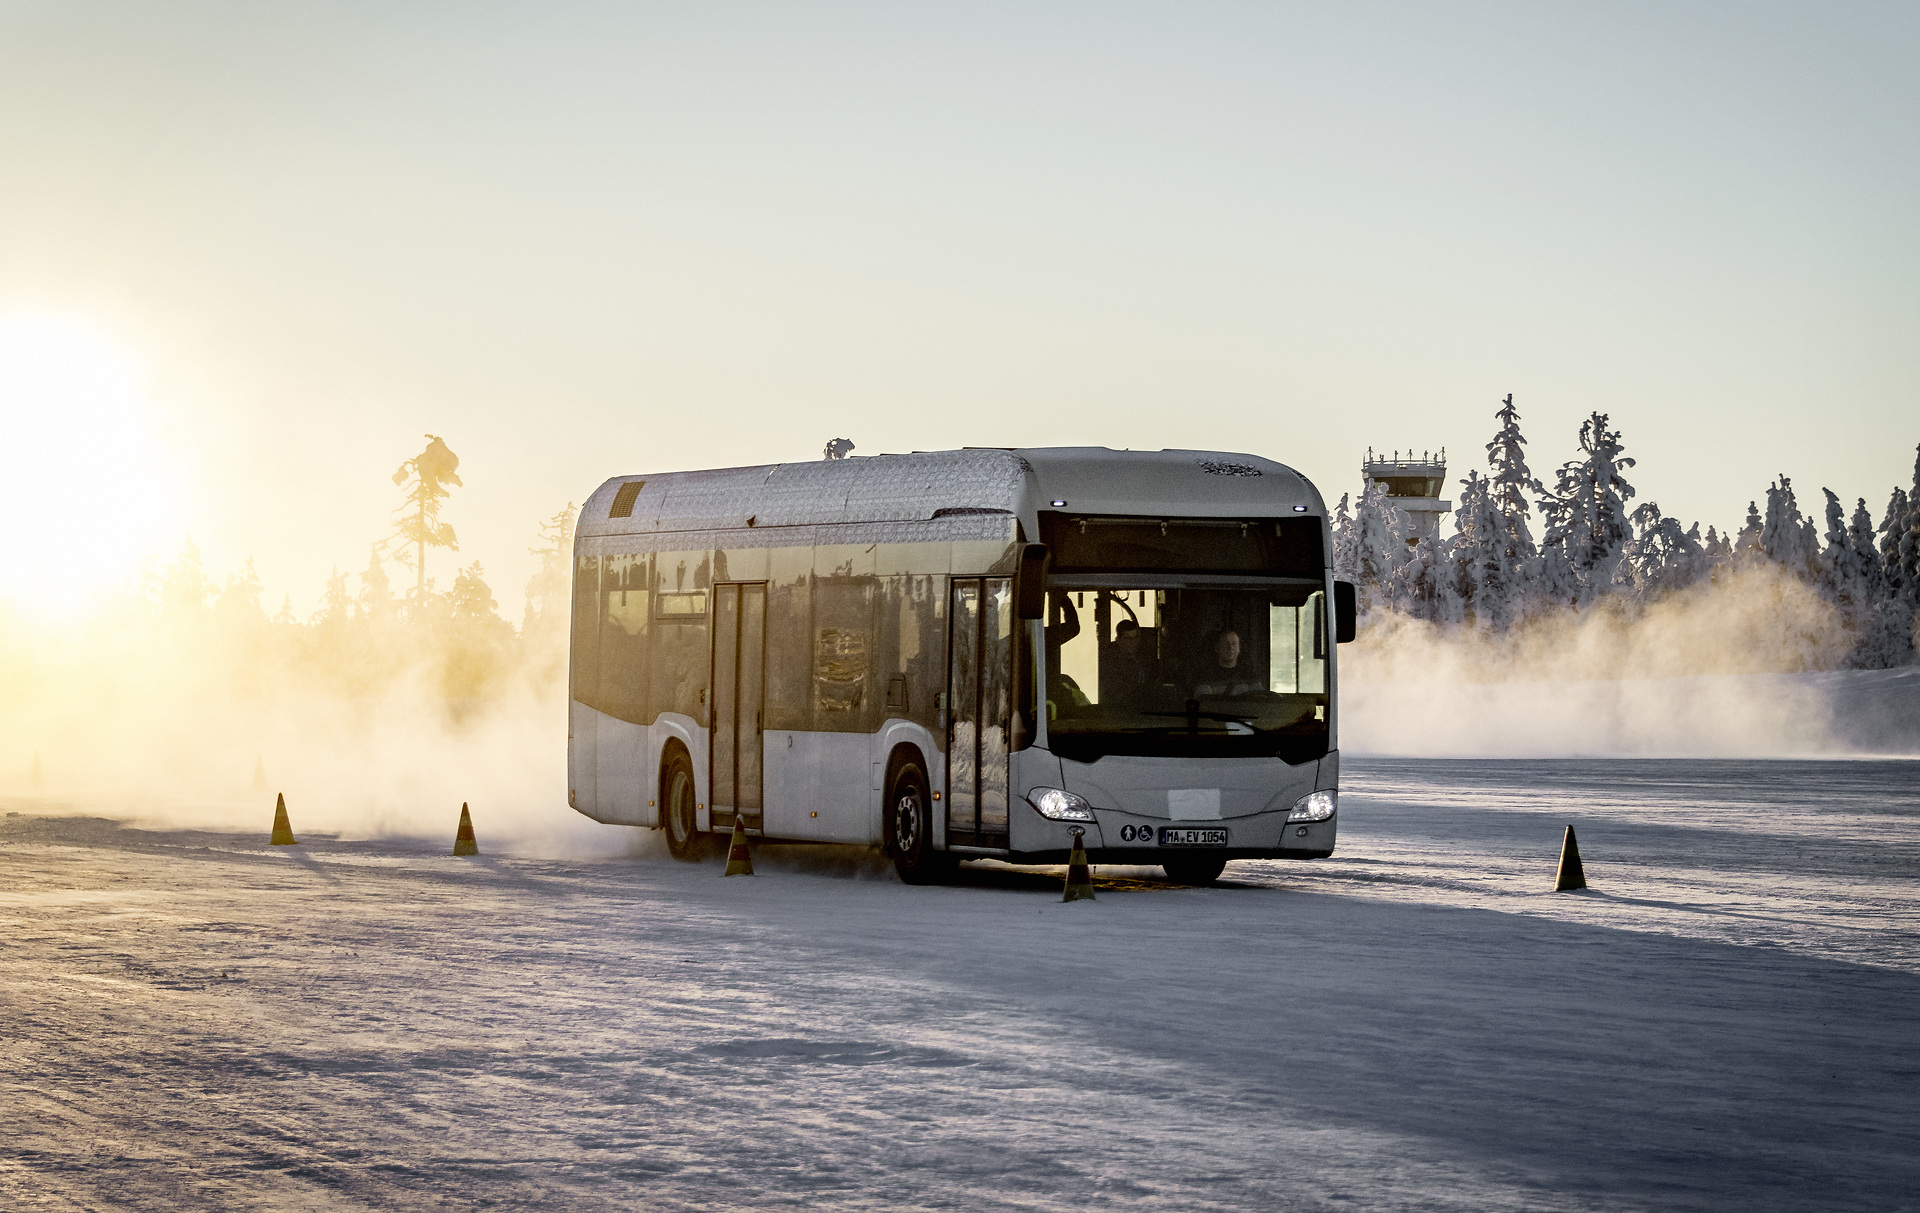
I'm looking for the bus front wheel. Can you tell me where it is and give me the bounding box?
[887,762,952,885]
[1162,856,1227,885]
[661,750,705,862]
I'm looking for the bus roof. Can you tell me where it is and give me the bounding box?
[576,447,1324,540]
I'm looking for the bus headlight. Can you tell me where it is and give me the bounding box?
[1287,790,1336,822]
[1027,787,1095,822]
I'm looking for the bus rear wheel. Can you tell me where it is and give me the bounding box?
[1162,856,1227,885]
[661,750,705,862]
[887,762,952,885]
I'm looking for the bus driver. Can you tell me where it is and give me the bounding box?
[1194,628,1259,697]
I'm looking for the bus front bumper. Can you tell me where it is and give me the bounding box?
[1005,811,1335,865]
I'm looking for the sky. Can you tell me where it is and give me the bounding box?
[1,1,1915,621]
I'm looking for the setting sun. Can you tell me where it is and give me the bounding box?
[0,313,183,617]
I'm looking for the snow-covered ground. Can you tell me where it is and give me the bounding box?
[3,756,1916,1211]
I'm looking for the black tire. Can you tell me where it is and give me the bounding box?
[887,762,952,885]
[661,748,705,862]
[1162,856,1227,885]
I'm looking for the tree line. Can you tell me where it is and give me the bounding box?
[8,436,581,705]
[1332,397,1920,670]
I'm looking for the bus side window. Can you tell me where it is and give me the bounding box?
[978,578,1013,832]
[880,569,941,732]
[1299,591,1327,694]
[813,576,875,729]
[571,555,601,708]
[599,553,651,725]
[651,550,710,723]
[764,544,814,733]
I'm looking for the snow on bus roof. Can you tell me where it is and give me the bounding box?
[576,447,1322,538]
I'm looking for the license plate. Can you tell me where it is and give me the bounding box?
[1159,827,1228,847]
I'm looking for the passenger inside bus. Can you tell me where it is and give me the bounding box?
[1106,618,1154,705]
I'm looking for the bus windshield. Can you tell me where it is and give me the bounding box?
[1042,584,1328,762]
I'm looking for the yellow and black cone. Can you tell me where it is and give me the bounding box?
[1554,824,1588,891]
[1062,826,1095,902]
[269,793,298,846]
[453,802,479,856]
[723,816,754,876]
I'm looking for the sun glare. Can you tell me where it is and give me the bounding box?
[0,313,184,619]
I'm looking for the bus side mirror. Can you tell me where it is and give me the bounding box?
[1015,544,1049,619]
[1334,580,1357,644]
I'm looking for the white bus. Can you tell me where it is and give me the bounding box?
[568,447,1356,884]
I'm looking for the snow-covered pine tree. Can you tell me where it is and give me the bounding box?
[1848,497,1884,601]
[1539,412,1638,600]
[1899,445,1920,607]
[159,540,215,617]
[1818,487,1887,665]
[214,558,267,627]
[1879,486,1910,600]
[1440,471,1495,627]
[1348,481,1399,615]
[318,566,352,627]
[358,544,395,621]
[1856,486,1917,667]
[1702,525,1733,566]
[1388,535,1446,622]
[449,562,498,621]
[522,503,579,634]
[1822,489,1862,610]
[1761,476,1820,580]
[1330,492,1357,582]
[1533,540,1580,609]
[1623,501,1704,598]
[1445,470,1487,625]
[1894,448,1920,658]
[1685,522,1715,581]
[1484,393,1541,565]
[1827,491,1910,668]
[1735,500,1764,559]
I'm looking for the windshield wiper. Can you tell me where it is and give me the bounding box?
[1145,704,1260,734]
[1143,709,1261,724]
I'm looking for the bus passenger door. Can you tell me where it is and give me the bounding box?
[947,577,1012,848]
[710,582,767,832]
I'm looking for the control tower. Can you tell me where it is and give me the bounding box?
[1362,448,1452,546]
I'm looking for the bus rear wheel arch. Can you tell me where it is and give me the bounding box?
[660,744,705,863]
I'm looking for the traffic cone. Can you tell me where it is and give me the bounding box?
[1062,826,1095,902]
[1554,824,1587,891]
[723,815,754,876]
[453,802,479,856]
[269,793,298,846]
